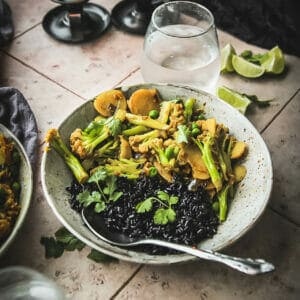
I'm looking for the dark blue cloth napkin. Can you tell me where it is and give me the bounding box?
[0,0,13,46]
[0,87,38,167]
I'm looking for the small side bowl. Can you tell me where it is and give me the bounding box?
[41,83,273,265]
[0,124,33,257]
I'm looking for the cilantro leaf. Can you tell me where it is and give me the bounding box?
[87,249,117,263]
[177,125,190,144]
[154,208,176,225]
[106,117,122,137]
[136,198,153,213]
[55,227,85,251]
[242,93,273,108]
[169,195,179,205]
[77,191,102,207]
[40,237,65,258]
[153,208,169,225]
[166,208,176,222]
[110,191,123,202]
[88,168,108,184]
[94,202,106,213]
[104,175,123,202]
[157,191,169,202]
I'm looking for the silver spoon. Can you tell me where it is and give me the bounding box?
[82,208,274,275]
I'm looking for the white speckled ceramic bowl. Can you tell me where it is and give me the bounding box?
[0,124,33,257]
[41,84,273,265]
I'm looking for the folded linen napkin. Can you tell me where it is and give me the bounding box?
[0,87,38,166]
[0,0,13,46]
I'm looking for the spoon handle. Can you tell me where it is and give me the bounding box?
[142,239,274,275]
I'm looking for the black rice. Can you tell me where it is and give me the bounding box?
[66,175,219,254]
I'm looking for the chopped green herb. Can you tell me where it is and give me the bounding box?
[87,249,117,263]
[135,197,153,213]
[105,117,122,137]
[55,227,85,251]
[177,125,191,144]
[135,191,178,225]
[40,237,65,258]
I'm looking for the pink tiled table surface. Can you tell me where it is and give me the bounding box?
[1,1,299,299]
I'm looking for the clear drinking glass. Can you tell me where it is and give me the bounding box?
[141,1,220,93]
[0,266,65,300]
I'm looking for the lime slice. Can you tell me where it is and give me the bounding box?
[232,55,265,78]
[221,44,236,73]
[261,46,285,74]
[217,86,251,114]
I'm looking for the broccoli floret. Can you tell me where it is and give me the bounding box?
[129,130,161,153]
[149,139,175,167]
[94,139,119,159]
[192,134,223,192]
[45,129,88,184]
[125,113,169,130]
[100,158,146,179]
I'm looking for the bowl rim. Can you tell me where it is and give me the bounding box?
[0,124,33,257]
[41,83,273,265]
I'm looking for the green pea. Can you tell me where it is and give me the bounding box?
[149,110,159,119]
[12,182,21,194]
[212,201,219,212]
[173,146,180,157]
[149,167,158,177]
[197,113,206,120]
[192,128,200,136]
[164,146,174,160]
[191,122,199,130]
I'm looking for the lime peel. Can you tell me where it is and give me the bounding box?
[221,44,236,73]
[217,86,251,114]
[232,55,265,78]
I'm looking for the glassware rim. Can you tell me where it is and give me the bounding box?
[151,1,215,38]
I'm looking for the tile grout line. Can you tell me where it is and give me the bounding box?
[113,67,141,88]
[0,50,87,101]
[268,206,300,227]
[260,88,300,134]
[109,264,144,300]
[13,22,42,40]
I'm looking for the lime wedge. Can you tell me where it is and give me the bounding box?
[221,44,236,73]
[217,86,251,114]
[261,46,285,74]
[232,55,265,78]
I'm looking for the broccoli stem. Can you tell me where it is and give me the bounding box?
[158,101,173,124]
[45,129,88,183]
[218,184,230,221]
[192,136,223,192]
[153,146,169,166]
[126,113,169,130]
[122,125,149,136]
[94,139,118,158]
[184,98,196,123]
[85,127,110,155]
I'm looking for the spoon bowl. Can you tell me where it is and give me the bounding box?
[82,207,274,275]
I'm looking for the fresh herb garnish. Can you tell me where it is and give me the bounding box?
[40,227,85,258]
[135,191,179,225]
[87,249,117,263]
[77,168,123,213]
[105,117,122,137]
[41,227,117,263]
[241,93,273,108]
[177,125,191,144]
[240,50,268,65]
